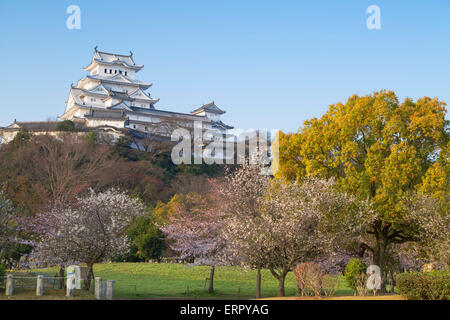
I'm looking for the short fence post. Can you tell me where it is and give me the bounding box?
[101,282,107,299]
[5,274,14,296]
[66,276,74,298]
[36,275,44,296]
[106,280,114,300]
[95,277,103,300]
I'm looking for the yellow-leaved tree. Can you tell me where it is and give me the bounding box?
[277,90,449,285]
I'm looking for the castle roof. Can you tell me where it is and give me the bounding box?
[191,101,226,115]
[106,101,134,111]
[129,106,210,121]
[87,74,152,86]
[84,47,144,71]
[128,88,159,104]
[62,103,210,123]
[85,74,152,90]
[212,120,234,130]
[5,121,87,131]
[103,90,131,101]
[102,89,160,105]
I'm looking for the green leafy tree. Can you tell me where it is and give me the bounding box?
[344,258,368,294]
[277,91,449,289]
[127,214,165,261]
[56,120,75,132]
[11,130,32,146]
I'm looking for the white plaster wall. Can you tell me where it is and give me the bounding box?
[128,114,157,122]
[83,96,104,107]
[99,66,136,79]
[130,101,150,108]
[205,112,220,121]
[85,118,125,128]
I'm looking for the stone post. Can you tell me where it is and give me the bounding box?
[106,280,114,300]
[95,277,103,300]
[36,275,44,296]
[66,276,74,298]
[101,282,107,299]
[5,274,14,296]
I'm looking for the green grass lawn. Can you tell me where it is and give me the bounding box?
[29,262,353,299]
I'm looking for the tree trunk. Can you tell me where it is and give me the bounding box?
[372,236,388,293]
[58,265,65,289]
[389,271,396,293]
[277,274,286,297]
[208,265,215,293]
[256,267,261,299]
[83,263,95,291]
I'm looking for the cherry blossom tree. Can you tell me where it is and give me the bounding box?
[221,161,362,297]
[25,189,145,290]
[217,161,269,297]
[402,194,449,266]
[161,189,227,293]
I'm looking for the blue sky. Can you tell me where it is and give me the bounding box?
[0,0,449,133]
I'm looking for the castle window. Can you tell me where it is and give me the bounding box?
[125,71,128,76]
[109,69,112,74]
[115,70,117,74]
[119,70,122,74]
[104,68,107,73]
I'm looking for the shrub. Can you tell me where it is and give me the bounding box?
[344,258,367,294]
[294,262,326,297]
[354,272,368,296]
[56,120,75,132]
[322,274,340,297]
[396,271,450,300]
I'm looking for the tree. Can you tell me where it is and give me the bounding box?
[154,193,203,224]
[220,159,358,297]
[25,189,145,290]
[403,195,449,265]
[27,135,119,206]
[126,214,165,262]
[11,130,32,145]
[276,90,449,290]
[161,189,227,293]
[56,120,75,132]
[218,161,269,298]
[0,135,120,212]
[0,192,17,260]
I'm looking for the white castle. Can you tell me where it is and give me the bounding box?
[0,48,233,146]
